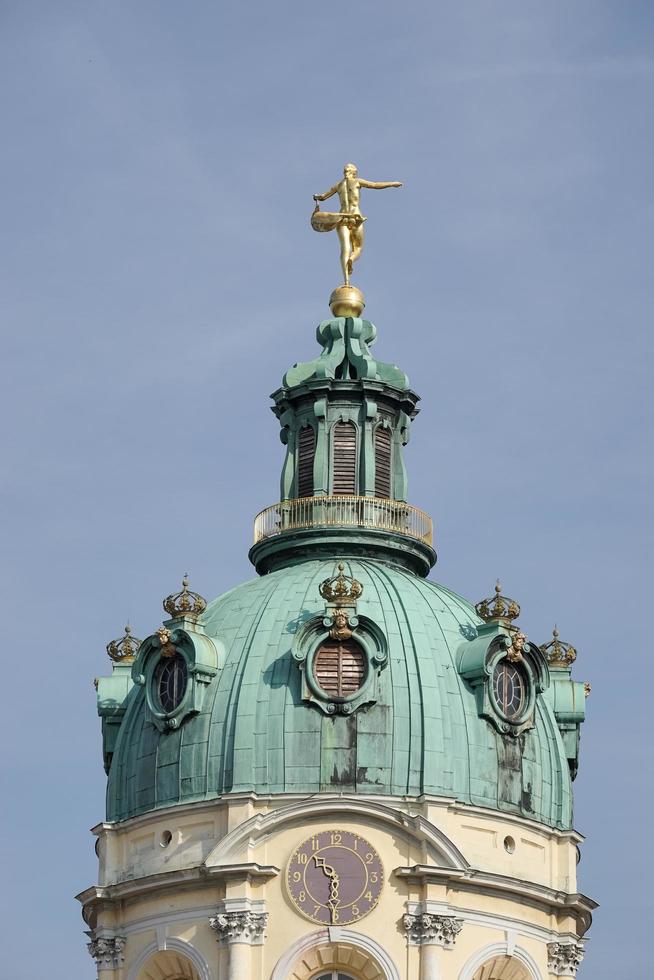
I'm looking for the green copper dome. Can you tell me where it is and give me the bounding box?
[97,310,585,834]
[105,556,576,829]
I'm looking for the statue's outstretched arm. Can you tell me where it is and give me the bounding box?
[358,179,403,190]
[314,183,339,202]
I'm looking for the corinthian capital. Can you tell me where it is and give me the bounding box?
[402,911,463,947]
[87,935,126,969]
[547,942,585,976]
[209,908,268,945]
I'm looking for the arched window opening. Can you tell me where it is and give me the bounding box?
[332,421,357,495]
[472,954,531,980]
[297,426,315,498]
[314,638,366,698]
[137,949,200,980]
[315,974,358,979]
[374,426,392,498]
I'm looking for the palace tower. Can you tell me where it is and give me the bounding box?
[79,260,595,979]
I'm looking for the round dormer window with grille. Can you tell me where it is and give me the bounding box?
[492,660,527,721]
[314,638,366,698]
[155,653,188,713]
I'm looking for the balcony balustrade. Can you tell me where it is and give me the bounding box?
[253,495,433,547]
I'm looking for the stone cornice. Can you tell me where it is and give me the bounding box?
[76,863,279,922]
[393,865,596,935]
[90,792,585,844]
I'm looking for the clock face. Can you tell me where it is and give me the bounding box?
[286,830,384,925]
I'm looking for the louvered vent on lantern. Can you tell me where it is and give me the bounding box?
[374,426,392,498]
[297,426,315,498]
[314,639,366,697]
[332,421,357,494]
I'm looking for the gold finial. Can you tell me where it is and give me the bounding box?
[106,623,142,664]
[319,561,363,607]
[475,580,521,624]
[541,625,577,668]
[311,163,403,302]
[163,574,207,619]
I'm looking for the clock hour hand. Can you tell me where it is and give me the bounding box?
[313,855,336,877]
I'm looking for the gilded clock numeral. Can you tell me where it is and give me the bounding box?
[299,890,306,902]
[313,905,321,916]
[331,831,342,844]
[365,852,373,863]
[297,853,308,864]
[311,837,319,850]
[352,904,359,916]
[365,890,373,901]
[292,871,301,882]
[370,872,378,883]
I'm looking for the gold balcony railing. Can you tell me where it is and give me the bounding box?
[253,495,433,547]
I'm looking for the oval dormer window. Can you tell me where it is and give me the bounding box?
[492,661,526,720]
[156,653,188,713]
[314,638,366,698]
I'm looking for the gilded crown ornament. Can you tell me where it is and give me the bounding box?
[163,574,207,619]
[106,623,142,664]
[319,562,363,606]
[541,626,577,668]
[475,580,521,624]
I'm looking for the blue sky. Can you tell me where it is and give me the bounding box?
[1,2,652,977]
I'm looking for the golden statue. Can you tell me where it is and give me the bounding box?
[311,163,402,315]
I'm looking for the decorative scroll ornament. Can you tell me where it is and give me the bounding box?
[547,941,585,975]
[401,912,463,947]
[506,630,527,664]
[319,562,363,606]
[541,626,577,667]
[87,936,126,968]
[475,580,520,624]
[163,574,207,619]
[209,910,268,945]
[106,624,141,664]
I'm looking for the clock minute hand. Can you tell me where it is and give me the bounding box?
[313,856,341,923]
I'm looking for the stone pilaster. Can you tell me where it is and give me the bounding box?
[402,910,464,947]
[87,934,126,971]
[209,901,268,946]
[547,941,585,976]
